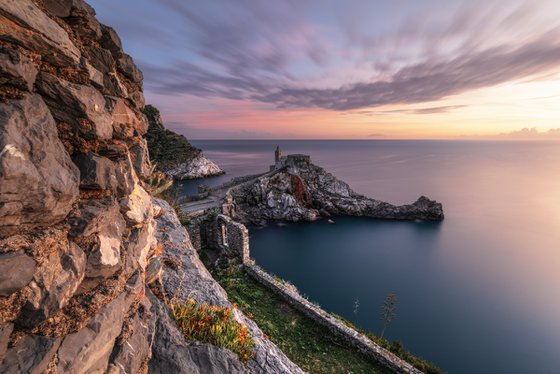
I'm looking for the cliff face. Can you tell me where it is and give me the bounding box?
[0,2,301,373]
[0,0,157,372]
[229,155,444,225]
[144,105,224,180]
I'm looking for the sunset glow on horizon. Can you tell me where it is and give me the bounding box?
[89,0,560,139]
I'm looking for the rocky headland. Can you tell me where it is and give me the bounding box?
[144,104,224,180]
[227,154,444,225]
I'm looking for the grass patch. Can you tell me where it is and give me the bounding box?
[212,263,392,374]
[171,298,255,363]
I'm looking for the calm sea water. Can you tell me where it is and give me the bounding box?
[180,140,560,374]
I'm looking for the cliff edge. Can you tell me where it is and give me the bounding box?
[0,1,299,373]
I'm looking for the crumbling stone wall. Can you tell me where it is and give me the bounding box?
[202,214,250,263]
[0,1,159,372]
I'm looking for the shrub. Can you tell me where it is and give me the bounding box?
[171,298,255,363]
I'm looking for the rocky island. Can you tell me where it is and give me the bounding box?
[224,150,444,226]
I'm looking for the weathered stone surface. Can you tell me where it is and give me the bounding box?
[42,0,73,17]
[84,45,115,75]
[0,94,79,237]
[0,323,13,362]
[57,273,142,374]
[0,48,37,91]
[129,139,152,181]
[0,334,60,374]
[22,240,86,325]
[100,24,123,58]
[167,154,225,180]
[106,294,155,374]
[68,196,124,238]
[111,98,148,138]
[145,256,162,284]
[83,60,104,88]
[120,183,153,225]
[73,152,117,190]
[114,155,137,196]
[0,0,81,66]
[0,251,35,296]
[231,154,444,224]
[117,53,143,83]
[123,222,155,275]
[147,289,246,374]
[37,72,113,140]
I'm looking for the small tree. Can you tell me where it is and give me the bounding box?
[380,292,397,339]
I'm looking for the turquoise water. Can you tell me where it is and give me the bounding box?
[181,140,560,373]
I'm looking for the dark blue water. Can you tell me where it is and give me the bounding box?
[187,140,560,374]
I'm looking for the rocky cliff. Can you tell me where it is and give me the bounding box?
[0,1,299,373]
[229,155,444,225]
[144,105,224,180]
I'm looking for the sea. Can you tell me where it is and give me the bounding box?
[177,140,560,374]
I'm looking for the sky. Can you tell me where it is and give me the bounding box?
[88,0,560,139]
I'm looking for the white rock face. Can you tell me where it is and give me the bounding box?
[166,155,224,180]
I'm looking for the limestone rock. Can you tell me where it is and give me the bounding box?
[120,183,153,225]
[0,94,79,237]
[0,0,81,66]
[0,334,60,374]
[37,72,113,140]
[106,294,155,374]
[129,139,152,181]
[41,0,73,17]
[0,48,38,91]
[22,241,86,325]
[100,24,123,59]
[73,152,118,190]
[0,323,13,362]
[166,154,225,180]
[0,251,36,297]
[56,273,142,374]
[122,221,155,275]
[145,256,162,284]
[110,98,148,138]
[117,53,143,83]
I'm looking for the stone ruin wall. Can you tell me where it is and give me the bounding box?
[0,1,160,372]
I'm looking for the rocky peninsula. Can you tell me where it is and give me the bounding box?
[226,152,444,226]
[144,104,224,180]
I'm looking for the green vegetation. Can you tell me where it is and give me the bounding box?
[212,262,391,374]
[144,105,201,171]
[171,298,255,363]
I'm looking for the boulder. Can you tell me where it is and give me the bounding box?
[0,0,80,66]
[0,94,79,237]
[73,152,117,191]
[84,46,115,75]
[0,251,36,297]
[21,241,86,325]
[0,334,60,374]
[37,72,113,140]
[0,48,38,91]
